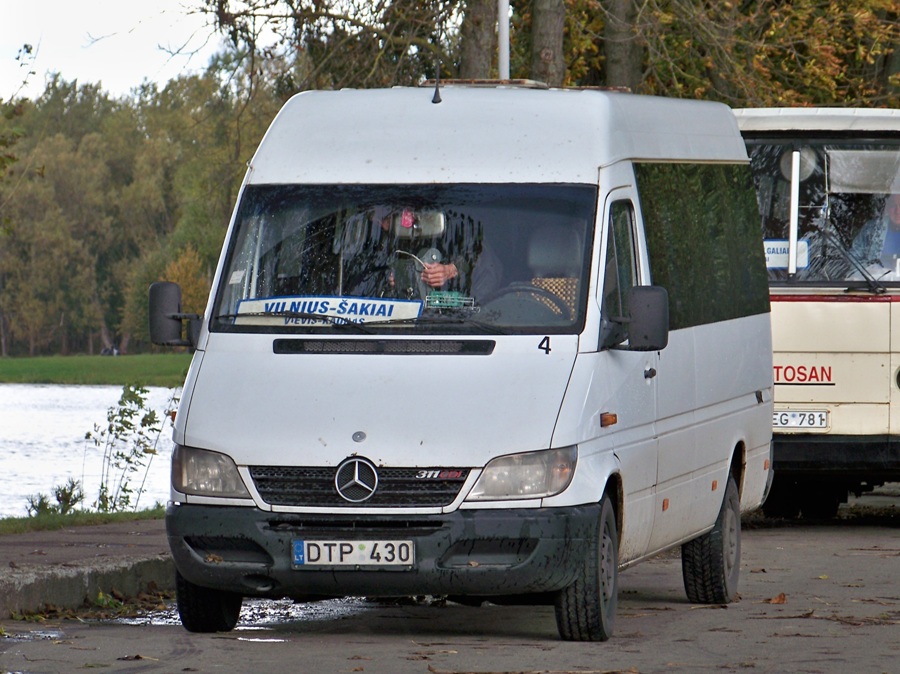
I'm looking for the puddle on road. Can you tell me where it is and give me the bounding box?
[1,628,66,643]
[117,596,380,628]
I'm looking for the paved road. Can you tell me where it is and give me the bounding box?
[2,513,898,674]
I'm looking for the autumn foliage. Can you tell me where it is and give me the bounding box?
[0,0,896,356]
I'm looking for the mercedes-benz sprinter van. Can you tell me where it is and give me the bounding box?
[151,83,773,641]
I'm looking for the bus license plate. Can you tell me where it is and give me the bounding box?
[292,540,414,567]
[772,410,828,429]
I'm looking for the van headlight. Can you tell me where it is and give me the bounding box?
[467,447,577,501]
[172,445,250,498]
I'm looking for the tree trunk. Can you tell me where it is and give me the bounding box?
[884,45,900,104]
[60,313,68,355]
[459,0,498,79]
[100,322,113,352]
[530,0,566,86]
[0,310,7,357]
[603,0,643,91]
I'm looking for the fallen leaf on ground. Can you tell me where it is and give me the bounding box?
[117,654,159,661]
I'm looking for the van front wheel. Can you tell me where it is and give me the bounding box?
[681,475,741,604]
[554,493,618,641]
[176,571,243,633]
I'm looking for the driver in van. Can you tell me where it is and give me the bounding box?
[420,240,504,298]
[376,209,456,297]
[851,193,900,269]
[376,208,502,300]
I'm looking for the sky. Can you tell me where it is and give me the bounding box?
[1,0,226,101]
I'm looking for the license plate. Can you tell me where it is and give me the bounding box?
[292,540,414,567]
[772,410,829,429]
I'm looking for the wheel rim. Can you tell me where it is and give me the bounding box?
[723,505,738,578]
[599,518,615,603]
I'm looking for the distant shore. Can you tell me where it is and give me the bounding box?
[0,353,192,387]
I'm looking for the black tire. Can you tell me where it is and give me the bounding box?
[682,475,741,604]
[175,571,243,633]
[555,493,618,641]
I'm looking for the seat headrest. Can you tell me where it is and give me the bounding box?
[528,226,581,277]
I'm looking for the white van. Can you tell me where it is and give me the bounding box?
[150,83,773,641]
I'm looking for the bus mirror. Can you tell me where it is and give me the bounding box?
[149,281,200,347]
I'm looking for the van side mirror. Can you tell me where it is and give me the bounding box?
[626,285,668,351]
[149,281,201,348]
[601,285,669,351]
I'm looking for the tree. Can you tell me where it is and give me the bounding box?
[118,52,284,350]
[164,246,210,317]
[531,0,566,86]
[0,136,98,355]
[588,0,899,105]
[204,0,460,90]
[0,44,35,181]
[0,45,36,356]
[459,0,498,78]
[1,0,897,358]
[602,0,642,91]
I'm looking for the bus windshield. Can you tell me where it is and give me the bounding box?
[210,183,596,335]
[745,139,900,285]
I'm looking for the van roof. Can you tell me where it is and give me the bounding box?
[247,86,748,185]
[734,107,900,133]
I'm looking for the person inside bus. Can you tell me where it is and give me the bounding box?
[851,193,900,271]
[371,208,502,301]
[407,232,504,301]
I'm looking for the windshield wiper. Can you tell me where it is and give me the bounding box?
[814,225,886,295]
[379,313,508,334]
[215,311,373,332]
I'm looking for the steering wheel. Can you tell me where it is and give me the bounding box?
[481,282,571,317]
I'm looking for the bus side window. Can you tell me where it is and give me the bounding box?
[601,200,638,346]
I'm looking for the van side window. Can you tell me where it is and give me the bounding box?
[634,162,769,329]
[601,200,638,340]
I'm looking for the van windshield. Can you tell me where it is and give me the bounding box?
[211,184,596,335]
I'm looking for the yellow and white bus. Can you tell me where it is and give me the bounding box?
[736,108,900,518]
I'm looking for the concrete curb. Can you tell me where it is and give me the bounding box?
[0,556,175,617]
[0,519,173,618]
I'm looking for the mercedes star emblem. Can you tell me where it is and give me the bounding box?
[334,457,379,503]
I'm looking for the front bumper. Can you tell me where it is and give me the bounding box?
[166,503,599,599]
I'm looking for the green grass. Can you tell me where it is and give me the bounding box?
[0,353,193,387]
[0,506,165,536]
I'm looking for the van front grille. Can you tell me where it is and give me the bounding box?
[249,465,470,507]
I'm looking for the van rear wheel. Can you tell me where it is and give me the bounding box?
[554,493,618,641]
[681,475,741,604]
[175,571,243,633]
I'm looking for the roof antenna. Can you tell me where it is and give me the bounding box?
[432,17,442,104]
[432,68,442,104]
[432,67,442,104]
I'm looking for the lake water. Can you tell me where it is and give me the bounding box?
[0,384,178,518]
